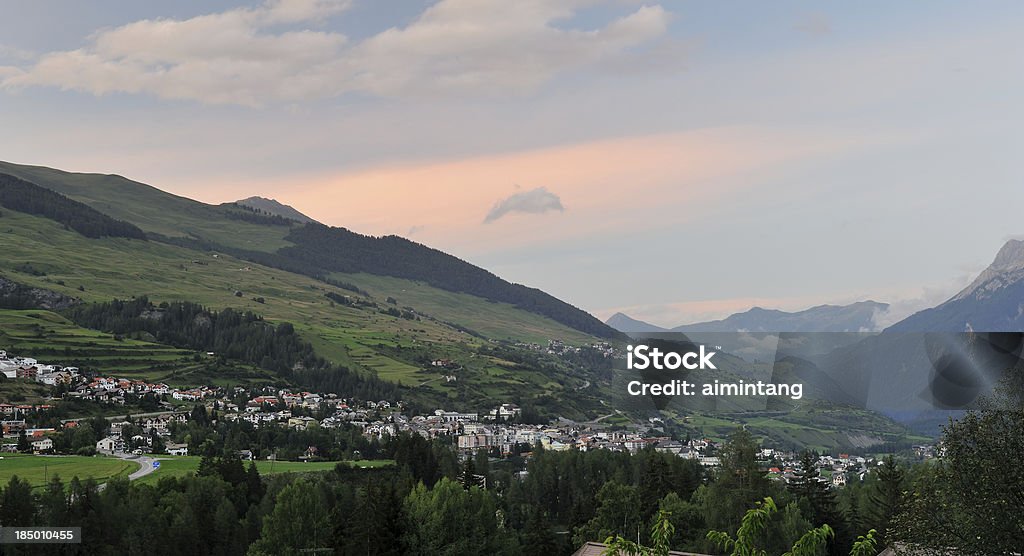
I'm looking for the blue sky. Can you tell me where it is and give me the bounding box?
[2,1,1023,327]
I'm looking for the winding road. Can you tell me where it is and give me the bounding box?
[122,454,160,481]
[97,453,161,490]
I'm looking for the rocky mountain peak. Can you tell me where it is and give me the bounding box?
[954,239,1024,301]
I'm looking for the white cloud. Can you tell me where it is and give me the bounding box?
[0,0,672,105]
[869,273,978,330]
[484,186,565,223]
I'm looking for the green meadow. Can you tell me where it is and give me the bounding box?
[0,453,135,489]
[134,456,394,485]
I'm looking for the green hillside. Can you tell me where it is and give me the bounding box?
[0,161,292,251]
[0,207,604,413]
[0,161,621,340]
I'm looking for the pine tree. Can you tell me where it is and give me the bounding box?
[245,461,265,505]
[865,455,903,547]
[461,455,478,490]
[788,451,847,555]
[0,476,35,526]
[473,449,491,489]
[16,430,29,453]
[521,506,559,554]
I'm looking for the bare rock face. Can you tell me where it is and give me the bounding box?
[954,239,1024,302]
[0,276,80,310]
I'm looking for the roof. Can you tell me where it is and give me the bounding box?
[572,542,712,556]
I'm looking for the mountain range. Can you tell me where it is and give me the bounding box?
[609,239,1024,335]
[607,301,889,333]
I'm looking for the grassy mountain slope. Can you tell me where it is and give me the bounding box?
[0,161,620,339]
[0,208,602,413]
[0,161,293,251]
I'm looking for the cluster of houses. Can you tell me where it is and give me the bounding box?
[92,413,190,456]
[68,376,213,404]
[513,340,619,358]
[0,348,929,489]
[761,448,875,488]
[0,421,56,452]
[0,350,78,385]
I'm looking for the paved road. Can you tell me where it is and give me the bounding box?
[97,453,160,490]
[124,454,159,481]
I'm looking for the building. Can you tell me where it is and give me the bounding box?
[166,443,189,456]
[31,438,53,452]
[1,420,26,436]
[458,433,492,450]
[96,437,118,453]
[487,403,521,420]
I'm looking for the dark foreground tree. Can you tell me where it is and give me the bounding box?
[892,372,1024,554]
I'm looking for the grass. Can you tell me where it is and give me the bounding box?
[134,455,394,485]
[0,209,598,393]
[330,272,595,345]
[0,161,293,252]
[0,453,135,489]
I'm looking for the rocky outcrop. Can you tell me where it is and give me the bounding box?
[0,276,80,310]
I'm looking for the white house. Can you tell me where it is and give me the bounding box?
[31,438,53,452]
[96,437,118,453]
[166,443,188,456]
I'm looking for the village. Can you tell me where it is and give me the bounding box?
[0,347,925,487]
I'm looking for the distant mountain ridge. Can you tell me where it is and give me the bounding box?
[232,196,317,224]
[605,312,668,333]
[607,301,889,333]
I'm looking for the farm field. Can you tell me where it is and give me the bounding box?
[134,456,394,485]
[0,453,135,489]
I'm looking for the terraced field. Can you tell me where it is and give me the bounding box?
[0,309,276,386]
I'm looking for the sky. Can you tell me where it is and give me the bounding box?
[2,1,1024,328]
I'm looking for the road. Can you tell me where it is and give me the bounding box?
[97,453,160,490]
[124,454,159,481]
